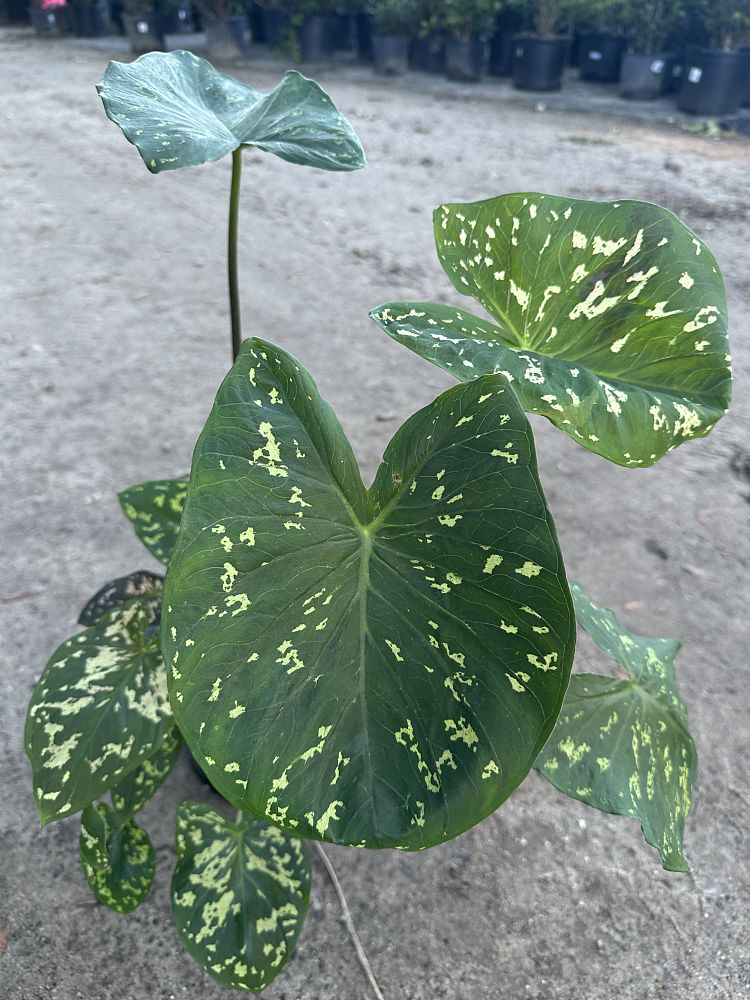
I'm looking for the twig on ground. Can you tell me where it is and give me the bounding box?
[312,841,386,1000]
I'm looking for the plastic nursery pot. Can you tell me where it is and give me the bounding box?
[30,6,66,34]
[121,12,164,54]
[741,47,750,107]
[662,52,684,94]
[71,0,113,36]
[205,14,247,62]
[677,48,745,116]
[410,33,446,73]
[158,4,193,34]
[445,36,487,83]
[300,14,338,61]
[619,52,668,100]
[260,9,289,49]
[356,11,373,60]
[372,34,410,76]
[513,35,568,92]
[489,33,514,76]
[579,32,626,82]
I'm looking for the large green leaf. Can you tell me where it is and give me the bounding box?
[97,51,366,174]
[535,583,697,872]
[371,193,731,467]
[172,802,310,993]
[25,598,174,825]
[80,802,156,913]
[119,479,186,565]
[78,569,163,626]
[111,725,183,820]
[162,338,575,850]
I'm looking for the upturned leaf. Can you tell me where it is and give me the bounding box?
[119,479,186,565]
[78,570,163,626]
[161,338,575,850]
[371,193,731,467]
[535,583,697,872]
[25,598,174,825]
[80,802,156,913]
[111,725,183,820]
[97,51,366,174]
[171,802,310,993]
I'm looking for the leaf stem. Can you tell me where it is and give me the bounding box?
[228,147,243,361]
[312,842,386,1000]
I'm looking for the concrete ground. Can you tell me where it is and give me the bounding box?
[1,26,749,1000]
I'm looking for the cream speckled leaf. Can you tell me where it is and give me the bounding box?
[535,583,696,872]
[161,338,575,850]
[172,802,310,993]
[119,480,186,565]
[371,193,731,467]
[78,570,163,626]
[25,598,174,826]
[80,802,156,913]
[97,50,366,174]
[111,725,183,820]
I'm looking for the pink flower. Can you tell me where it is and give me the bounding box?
[40,0,67,9]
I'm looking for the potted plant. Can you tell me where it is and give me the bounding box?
[158,0,194,34]
[509,0,575,91]
[410,0,447,72]
[488,3,528,75]
[619,0,685,99]
[196,0,249,60]
[578,0,628,81]
[29,0,69,33]
[369,0,421,74]
[298,0,341,61]
[425,0,502,81]
[121,0,165,53]
[255,0,290,48]
[70,0,114,36]
[677,0,750,115]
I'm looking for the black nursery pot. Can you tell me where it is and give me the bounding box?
[410,33,445,73]
[205,14,247,62]
[677,48,744,116]
[261,9,289,49]
[356,12,373,60]
[122,11,164,53]
[489,32,514,76]
[159,4,193,34]
[30,5,66,33]
[619,52,667,100]
[372,34,410,76]
[741,47,750,107]
[445,36,487,82]
[72,1,113,36]
[300,14,338,61]
[513,35,568,92]
[579,32,626,82]
[662,52,684,94]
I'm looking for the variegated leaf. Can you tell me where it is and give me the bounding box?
[97,51,366,174]
[111,725,183,820]
[78,570,163,626]
[371,193,731,467]
[172,802,310,993]
[119,479,186,565]
[536,582,697,872]
[25,598,173,825]
[161,338,575,850]
[80,802,155,913]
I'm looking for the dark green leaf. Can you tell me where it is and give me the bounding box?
[172,802,310,993]
[25,598,173,825]
[97,51,366,174]
[535,582,697,872]
[80,802,156,913]
[162,338,575,850]
[119,479,186,565]
[78,570,163,626]
[111,725,183,820]
[371,193,731,467]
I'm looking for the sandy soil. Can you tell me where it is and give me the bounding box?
[1,27,749,1000]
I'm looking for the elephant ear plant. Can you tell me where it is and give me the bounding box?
[24,50,731,995]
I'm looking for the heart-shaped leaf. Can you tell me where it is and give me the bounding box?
[371,193,731,467]
[97,51,366,174]
[162,338,575,850]
[172,802,310,993]
[535,582,697,872]
[111,725,183,820]
[78,570,163,626]
[119,480,186,565]
[80,802,156,913]
[25,598,173,825]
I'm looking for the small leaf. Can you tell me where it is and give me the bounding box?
[25,598,173,825]
[97,50,366,174]
[535,582,697,872]
[80,802,155,913]
[111,725,183,820]
[119,479,186,565]
[78,570,163,626]
[172,802,310,993]
[162,338,575,850]
[371,193,731,467]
